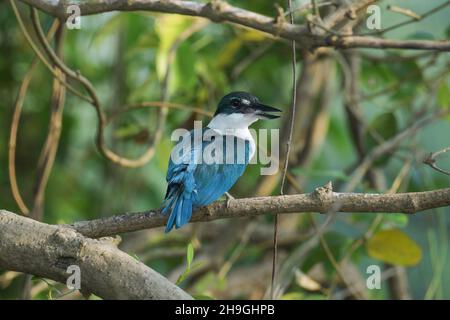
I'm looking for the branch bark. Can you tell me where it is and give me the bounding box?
[69,185,450,238]
[18,0,450,51]
[0,210,192,300]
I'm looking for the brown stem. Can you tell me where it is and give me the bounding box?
[68,186,450,238]
[8,20,60,216]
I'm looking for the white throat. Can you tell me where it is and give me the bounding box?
[207,113,257,160]
[207,113,258,131]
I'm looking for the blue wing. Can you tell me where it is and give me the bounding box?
[162,129,250,232]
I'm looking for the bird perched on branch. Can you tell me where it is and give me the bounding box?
[161,92,281,232]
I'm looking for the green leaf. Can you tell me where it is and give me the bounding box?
[193,294,215,300]
[437,82,450,109]
[280,292,304,300]
[114,123,143,140]
[176,272,187,285]
[155,15,195,80]
[407,31,435,40]
[156,137,175,171]
[88,14,124,48]
[218,29,268,68]
[361,60,395,91]
[280,292,325,300]
[382,213,409,228]
[367,228,422,266]
[172,42,197,94]
[304,294,326,300]
[302,232,351,274]
[291,167,350,181]
[364,112,398,166]
[218,38,243,68]
[47,288,53,300]
[192,271,227,294]
[176,242,196,285]
[187,242,194,270]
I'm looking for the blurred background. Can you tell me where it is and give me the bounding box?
[0,0,449,299]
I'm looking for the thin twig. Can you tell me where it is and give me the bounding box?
[30,20,66,221]
[388,5,421,20]
[311,0,320,18]
[9,58,37,216]
[424,146,450,176]
[271,0,298,301]
[358,1,450,36]
[344,109,449,192]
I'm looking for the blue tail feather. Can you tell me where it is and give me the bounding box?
[161,191,179,215]
[165,197,181,233]
[178,197,193,228]
[165,212,177,233]
[174,197,184,230]
[164,194,194,233]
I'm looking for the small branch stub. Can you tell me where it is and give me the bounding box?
[423,147,450,176]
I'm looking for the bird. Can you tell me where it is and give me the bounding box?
[161,92,281,232]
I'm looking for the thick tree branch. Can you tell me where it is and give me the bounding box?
[69,185,450,238]
[0,210,192,300]
[18,0,450,51]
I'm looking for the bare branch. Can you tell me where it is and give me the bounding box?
[0,210,192,300]
[387,5,421,20]
[328,36,450,51]
[68,185,450,239]
[18,0,450,51]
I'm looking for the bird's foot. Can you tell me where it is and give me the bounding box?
[225,192,235,208]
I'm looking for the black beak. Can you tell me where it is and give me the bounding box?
[254,103,282,120]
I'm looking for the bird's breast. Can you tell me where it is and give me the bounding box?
[212,128,255,161]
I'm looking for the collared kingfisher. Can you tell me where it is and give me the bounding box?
[161,92,281,232]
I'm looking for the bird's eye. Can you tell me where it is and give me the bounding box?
[231,99,240,108]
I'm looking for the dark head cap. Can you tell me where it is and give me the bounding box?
[215,92,282,120]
